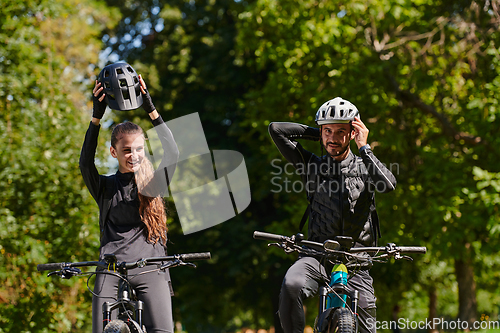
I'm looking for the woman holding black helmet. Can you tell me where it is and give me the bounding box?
[80,63,179,333]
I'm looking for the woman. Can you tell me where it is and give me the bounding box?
[79,73,179,333]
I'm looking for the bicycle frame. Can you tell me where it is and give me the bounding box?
[316,275,359,332]
[253,231,426,333]
[102,273,145,330]
[98,253,145,330]
[37,252,211,333]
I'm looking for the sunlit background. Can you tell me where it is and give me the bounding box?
[1,0,500,332]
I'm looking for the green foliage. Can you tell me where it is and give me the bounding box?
[0,0,117,331]
[3,0,500,331]
[233,0,500,327]
[99,0,500,329]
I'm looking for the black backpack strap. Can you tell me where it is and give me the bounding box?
[299,203,310,231]
[370,196,381,246]
[299,190,315,231]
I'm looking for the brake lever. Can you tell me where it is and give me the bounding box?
[160,259,182,270]
[160,260,197,270]
[268,242,295,254]
[384,243,413,261]
[47,271,59,278]
[48,267,82,279]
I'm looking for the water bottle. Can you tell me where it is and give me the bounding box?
[326,263,348,308]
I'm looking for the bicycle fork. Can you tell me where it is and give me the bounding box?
[318,284,359,333]
[102,282,145,330]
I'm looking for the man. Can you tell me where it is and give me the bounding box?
[268,97,397,333]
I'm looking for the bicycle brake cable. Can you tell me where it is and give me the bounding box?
[85,270,130,300]
[324,281,354,315]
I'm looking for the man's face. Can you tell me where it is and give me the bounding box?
[321,123,353,160]
[110,132,145,173]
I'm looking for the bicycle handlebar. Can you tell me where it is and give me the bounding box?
[253,231,288,242]
[350,246,427,254]
[37,261,103,272]
[253,231,427,256]
[178,252,212,261]
[253,231,329,251]
[37,252,211,272]
[37,262,67,272]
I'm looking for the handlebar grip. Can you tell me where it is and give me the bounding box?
[37,263,65,271]
[180,252,211,261]
[253,231,286,242]
[398,246,427,254]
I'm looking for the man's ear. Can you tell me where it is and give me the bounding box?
[110,146,117,158]
[350,124,356,140]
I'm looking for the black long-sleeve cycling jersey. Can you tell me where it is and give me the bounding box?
[269,122,396,246]
[80,116,179,261]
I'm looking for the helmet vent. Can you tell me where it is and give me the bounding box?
[326,105,334,117]
[104,70,110,78]
[133,76,139,83]
[127,66,134,73]
[122,89,130,101]
[105,82,110,89]
[119,79,127,87]
[116,68,124,75]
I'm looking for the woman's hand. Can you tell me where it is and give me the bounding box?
[351,117,369,149]
[139,74,157,115]
[92,80,107,124]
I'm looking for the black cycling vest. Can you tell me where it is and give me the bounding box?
[305,151,379,246]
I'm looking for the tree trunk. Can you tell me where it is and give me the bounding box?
[391,305,401,333]
[454,258,477,329]
[428,286,438,333]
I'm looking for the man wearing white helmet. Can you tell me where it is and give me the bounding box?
[268,97,397,333]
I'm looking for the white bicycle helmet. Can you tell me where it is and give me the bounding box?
[315,97,359,125]
[98,62,143,111]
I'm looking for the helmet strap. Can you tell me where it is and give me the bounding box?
[319,126,325,160]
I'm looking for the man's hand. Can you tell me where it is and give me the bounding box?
[352,117,369,149]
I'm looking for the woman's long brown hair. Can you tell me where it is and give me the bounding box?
[111,122,168,246]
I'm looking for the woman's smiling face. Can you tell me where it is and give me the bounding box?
[110,132,145,173]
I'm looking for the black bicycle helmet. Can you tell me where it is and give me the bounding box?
[98,63,143,111]
[315,97,359,125]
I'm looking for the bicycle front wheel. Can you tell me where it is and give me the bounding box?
[328,308,356,333]
[103,320,130,333]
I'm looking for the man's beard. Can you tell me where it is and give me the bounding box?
[324,140,350,158]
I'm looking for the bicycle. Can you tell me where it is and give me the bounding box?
[37,252,211,333]
[253,231,426,333]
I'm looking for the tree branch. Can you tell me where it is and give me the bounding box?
[389,77,484,146]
